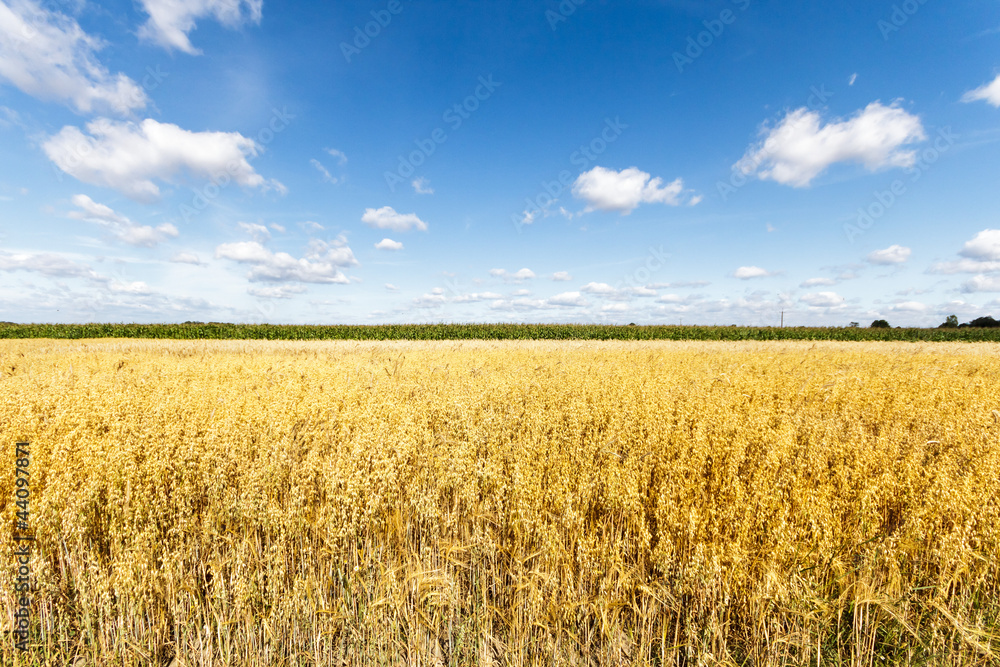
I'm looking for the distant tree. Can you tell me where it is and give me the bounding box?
[967,316,1000,328]
[871,319,891,329]
[848,322,859,328]
[939,315,959,328]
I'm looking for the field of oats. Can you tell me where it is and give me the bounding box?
[1,339,999,666]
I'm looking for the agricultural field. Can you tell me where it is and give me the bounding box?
[1,339,999,666]
[3,322,1000,342]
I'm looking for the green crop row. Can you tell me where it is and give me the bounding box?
[2,322,1000,341]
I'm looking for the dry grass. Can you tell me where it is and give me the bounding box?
[1,339,999,666]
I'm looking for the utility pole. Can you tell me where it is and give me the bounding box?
[780,311,784,328]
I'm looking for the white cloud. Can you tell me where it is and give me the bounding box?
[269,223,285,233]
[866,244,911,265]
[215,238,357,284]
[454,292,503,303]
[0,249,102,280]
[961,275,1000,293]
[310,159,337,184]
[0,0,148,115]
[385,283,398,291]
[108,280,151,295]
[170,252,204,265]
[512,268,535,281]
[300,221,324,232]
[69,194,178,247]
[547,291,587,307]
[412,291,447,308]
[648,281,711,289]
[44,119,281,202]
[581,282,617,295]
[247,285,306,299]
[962,74,1000,107]
[738,102,925,187]
[800,291,845,308]
[656,294,685,304]
[361,206,428,232]
[412,177,433,195]
[238,222,270,241]
[325,148,347,165]
[928,230,1000,274]
[571,166,698,214]
[510,288,531,297]
[137,0,263,55]
[551,271,572,281]
[891,301,928,312]
[374,238,403,251]
[490,268,535,282]
[929,258,1000,275]
[801,277,836,287]
[734,266,777,279]
[849,73,858,86]
[959,229,1000,261]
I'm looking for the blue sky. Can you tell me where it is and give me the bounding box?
[2,0,1000,326]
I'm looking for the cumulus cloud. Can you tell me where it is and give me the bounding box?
[247,284,306,299]
[734,266,778,279]
[648,281,711,289]
[800,277,837,287]
[961,275,1000,293]
[374,238,403,251]
[928,230,1000,274]
[960,229,1000,261]
[929,258,1000,275]
[0,0,148,114]
[866,244,911,265]
[890,301,928,312]
[581,282,617,295]
[412,177,433,194]
[453,291,503,303]
[547,291,587,307]
[170,252,204,265]
[0,249,102,280]
[69,194,178,247]
[105,279,152,294]
[551,271,572,281]
[44,119,281,202]
[490,268,535,282]
[800,291,845,308]
[738,102,925,187]
[137,0,263,55]
[572,166,699,214]
[962,74,1000,107]
[215,238,357,284]
[361,206,428,232]
[238,222,270,242]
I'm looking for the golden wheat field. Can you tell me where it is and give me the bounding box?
[1,339,999,666]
